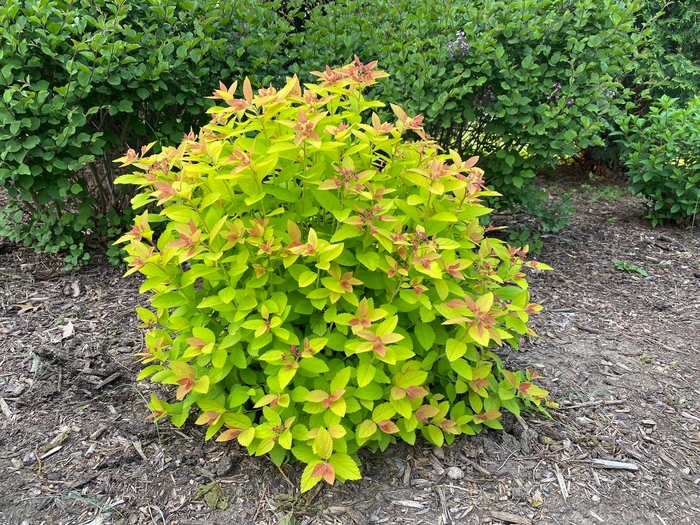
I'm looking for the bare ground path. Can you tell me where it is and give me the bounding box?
[1,177,699,525]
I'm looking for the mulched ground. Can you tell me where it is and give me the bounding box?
[1,172,700,525]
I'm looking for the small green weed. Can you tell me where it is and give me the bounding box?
[577,184,624,203]
[613,260,649,277]
[591,186,624,202]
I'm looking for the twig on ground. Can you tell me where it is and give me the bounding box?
[0,396,12,419]
[467,459,492,477]
[591,459,639,471]
[559,399,626,410]
[490,510,531,524]
[515,414,529,431]
[40,445,62,460]
[574,323,603,334]
[681,411,700,424]
[434,486,450,524]
[95,372,121,390]
[555,464,569,500]
[657,234,689,252]
[274,462,295,489]
[251,483,268,523]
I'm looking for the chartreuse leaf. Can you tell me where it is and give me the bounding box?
[372,403,396,422]
[450,359,473,380]
[414,323,435,351]
[120,59,551,494]
[211,347,227,368]
[357,420,378,439]
[422,425,444,447]
[469,390,483,413]
[329,453,361,481]
[278,367,296,388]
[298,271,317,288]
[356,363,376,387]
[330,367,352,392]
[394,369,427,389]
[445,338,467,361]
[312,427,334,460]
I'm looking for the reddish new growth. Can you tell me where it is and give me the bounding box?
[311,65,347,87]
[356,330,403,358]
[427,159,449,181]
[124,148,139,164]
[312,462,336,484]
[346,204,395,233]
[410,277,428,297]
[293,109,324,145]
[322,390,345,409]
[413,250,440,271]
[377,420,399,434]
[252,263,266,278]
[318,165,364,192]
[220,220,245,247]
[371,112,394,134]
[342,55,389,87]
[165,219,202,258]
[386,255,408,278]
[176,376,194,400]
[325,121,350,136]
[349,301,372,330]
[329,267,362,293]
[247,218,270,238]
[416,405,439,423]
[152,181,176,204]
[125,243,155,274]
[290,229,318,256]
[182,128,196,142]
[445,259,470,280]
[197,411,221,426]
[227,148,252,174]
[262,394,286,409]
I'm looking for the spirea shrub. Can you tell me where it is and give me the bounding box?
[116,59,553,491]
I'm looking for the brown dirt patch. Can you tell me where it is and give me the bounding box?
[1,176,699,525]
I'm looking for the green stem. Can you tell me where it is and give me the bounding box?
[424,193,433,221]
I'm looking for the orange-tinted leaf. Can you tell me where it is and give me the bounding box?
[416,405,440,422]
[312,462,336,485]
[377,420,400,434]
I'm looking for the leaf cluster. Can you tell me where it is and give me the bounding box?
[294,0,643,208]
[635,0,700,104]
[616,95,700,225]
[0,0,296,266]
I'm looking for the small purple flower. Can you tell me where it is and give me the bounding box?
[448,30,470,57]
[555,83,562,91]
[601,87,616,99]
[566,98,574,107]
